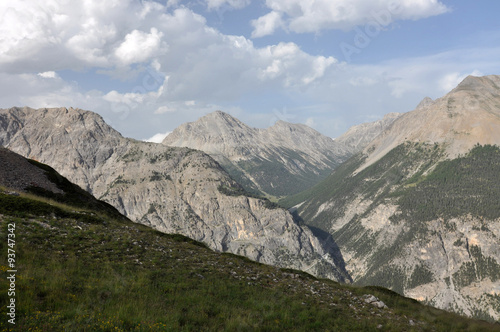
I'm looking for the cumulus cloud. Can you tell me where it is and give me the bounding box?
[0,0,336,109]
[0,0,165,71]
[252,0,450,37]
[114,28,166,66]
[251,11,283,38]
[256,42,336,87]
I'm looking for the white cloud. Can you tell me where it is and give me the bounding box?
[38,71,58,79]
[0,0,165,71]
[154,105,174,114]
[205,0,251,10]
[0,1,339,106]
[251,11,283,38]
[252,0,450,36]
[145,131,171,143]
[256,42,336,87]
[114,28,166,65]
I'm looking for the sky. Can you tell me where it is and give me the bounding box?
[1,1,500,142]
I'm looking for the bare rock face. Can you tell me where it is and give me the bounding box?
[357,75,500,173]
[333,112,401,154]
[290,75,500,321]
[163,111,354,197]
[0,106,350,282]
[415,97,435,110]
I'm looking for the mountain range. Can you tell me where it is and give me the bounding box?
[282,75,500,321]
[1,75,499,322]
[1,149,495,330]
[163,110,399,197]
[0,106,349,282]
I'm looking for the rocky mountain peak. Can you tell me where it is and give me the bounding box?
[333,113,402,154]
[357,74,500,173]
[162,111,256,156]
[163,112,357,196]
[202,110,244,126]
[416,97,435,110]
[453,75,498,92]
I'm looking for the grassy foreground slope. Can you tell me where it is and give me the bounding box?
[0,189,499,331]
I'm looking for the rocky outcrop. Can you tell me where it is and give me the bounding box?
[0,106,350,282]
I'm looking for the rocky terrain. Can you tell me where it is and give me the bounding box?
[0,146,62,194]
[283,75,500,321]
[0,106,350,282]
[333,112,401,155]
[162,111,398,197]
[357,75,500,173]
[2,180,496,331]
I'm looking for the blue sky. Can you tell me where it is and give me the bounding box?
[1,0,500,141]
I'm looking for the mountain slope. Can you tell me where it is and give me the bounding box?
[358,75,500,173]
[163,111,384,197]
[2,172,497,331]
[0,106,349,282]
[284,75,500,321]
[0,146,125,220]
[333,112,401,154]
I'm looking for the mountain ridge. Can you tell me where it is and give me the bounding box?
[357,75,500,173]
[0,106,350,282]
[286,75,500,321]
[162,110,398,197]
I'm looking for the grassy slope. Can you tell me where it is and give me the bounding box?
[0,190,499,331]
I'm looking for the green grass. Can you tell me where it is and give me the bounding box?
[0,192,498,331]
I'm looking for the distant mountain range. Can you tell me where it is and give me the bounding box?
[163,110,399,197]
[282,75,500,321]
[0,106,350,282]
[1,75,499,321]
